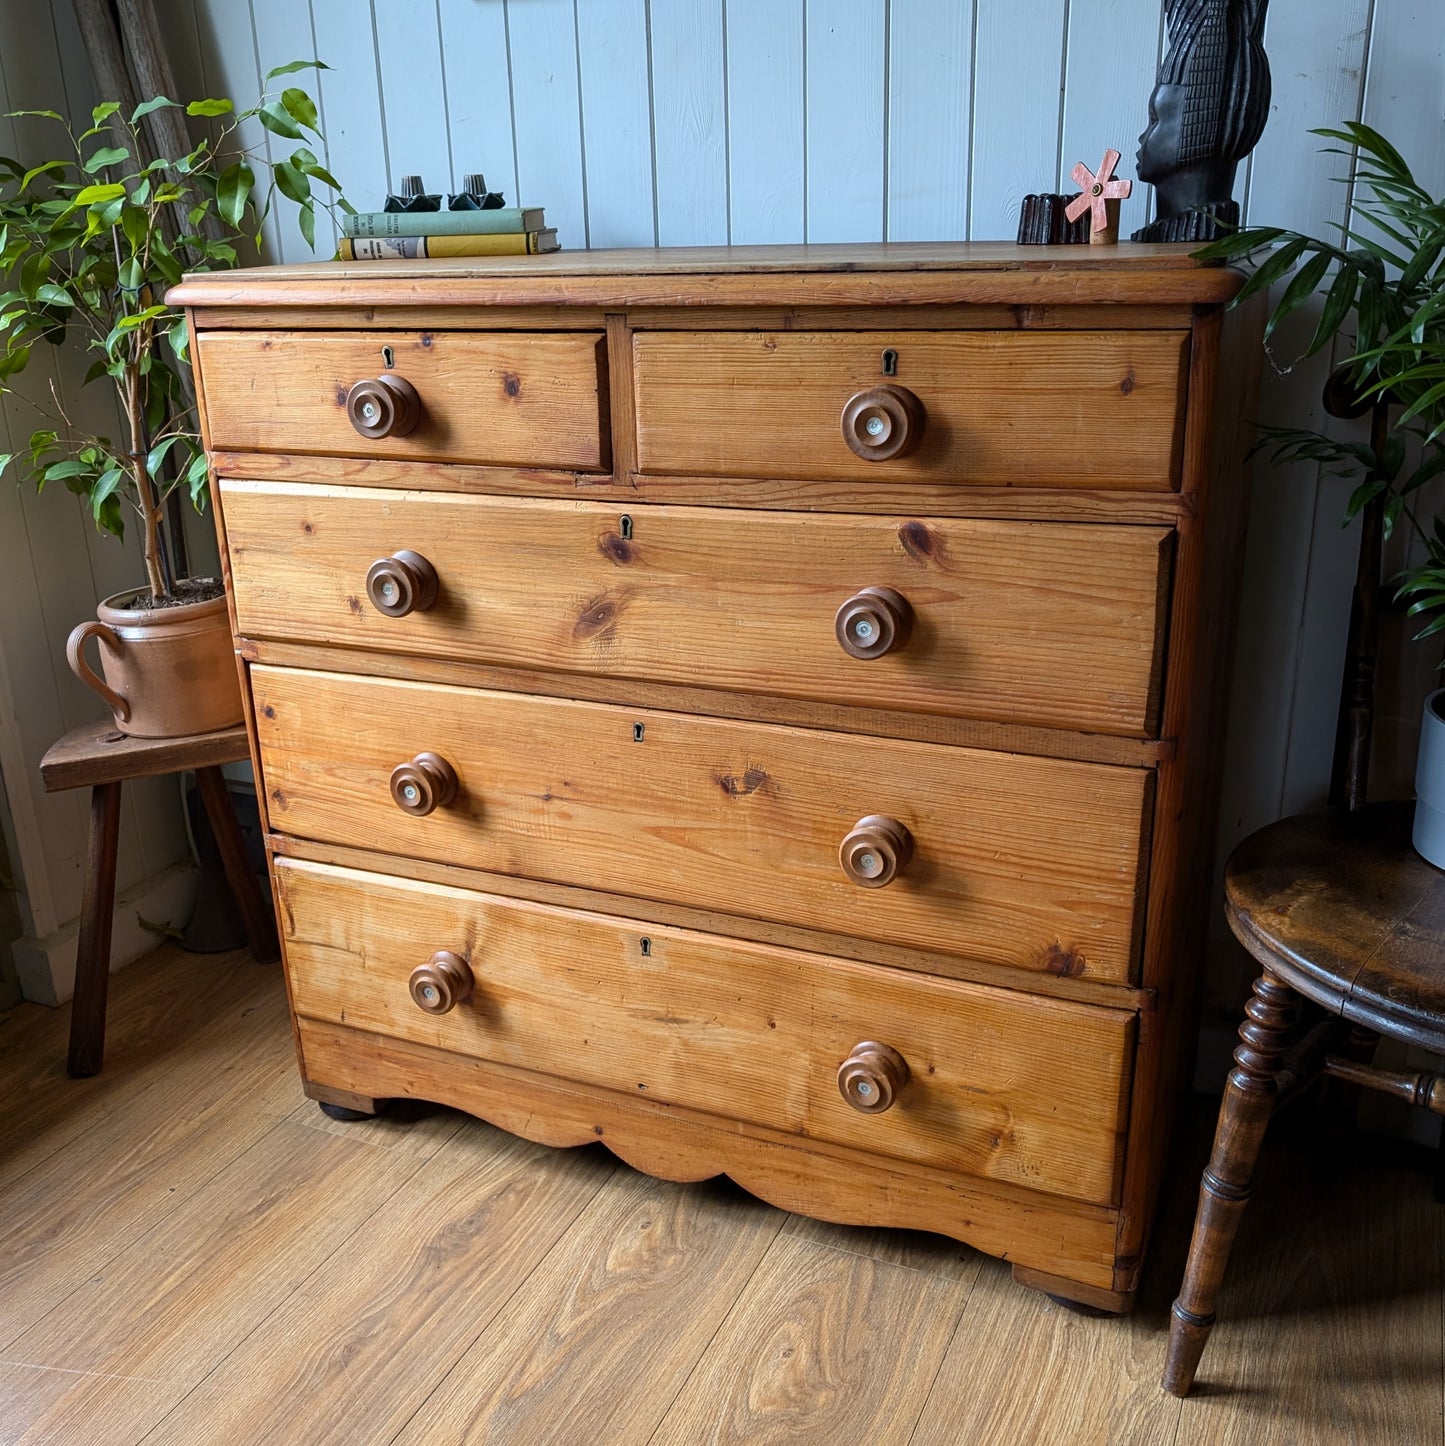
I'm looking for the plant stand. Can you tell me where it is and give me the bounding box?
[39,718,279,1077]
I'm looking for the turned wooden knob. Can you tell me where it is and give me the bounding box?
[389,752,458,816]
[841,385,925,462]
[346,373,421,439]
[366,550,439,617]
[835,587,912,659]
[839,815,914,888]
[838,1041,910,1113]
[409,950,474,1014]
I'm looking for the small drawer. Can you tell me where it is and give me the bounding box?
[633,330,1188,489]
[196,329,608,470]
[253,667,1151,984]
[223,483,1171,738]
[276,856,1136,1205]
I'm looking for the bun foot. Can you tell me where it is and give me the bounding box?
[318,1101,381,1123]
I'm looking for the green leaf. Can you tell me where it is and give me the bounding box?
[20,159,68,190]
[298,197,316,250]
[298,160,343,191]
[131,96,177,122]
[186,97,234,117]
[1307,266,1360,357]
[82,145,130,174]
[34,283,72,307]
[257,101,303,140]
[41,459,89,483]
[280,87,319,131]
[91,101,120,126]
[145,433,184,479]
[73,181,126,205]
[6,109,64,122]
[1264,251,1333,343]
[0,451,14,476]
[217,160,254,226]
[274,159,309,205]
[265,59,328,80]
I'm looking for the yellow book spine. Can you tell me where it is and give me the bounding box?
[337,230,555,260]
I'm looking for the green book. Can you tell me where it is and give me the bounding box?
[343,206,546,239]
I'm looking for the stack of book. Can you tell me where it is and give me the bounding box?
[337,207,559,260]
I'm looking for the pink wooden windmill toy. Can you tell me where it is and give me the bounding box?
[1066,149,1133,245]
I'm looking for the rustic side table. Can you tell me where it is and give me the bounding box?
[39,719,279,1077]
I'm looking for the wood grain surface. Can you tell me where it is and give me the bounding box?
[222,482,1171,736]
[3,946,1436,1445]
[196,329,608,470]
[633,330,1187,488]
[650,1231,971,1445]
[276,856,1135,1205]
[293,1014,1123,1288]
[394,1171,782,1445]
[252,666,1152,983]
[210,448,1194,524]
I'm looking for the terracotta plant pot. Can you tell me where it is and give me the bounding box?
[66,586,243,739]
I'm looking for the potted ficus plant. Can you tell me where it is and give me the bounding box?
[1197,122,1445,858]
[0,61,348,737]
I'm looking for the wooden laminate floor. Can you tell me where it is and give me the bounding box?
[1,944,1441,1445]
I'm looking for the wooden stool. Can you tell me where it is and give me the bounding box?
[1162,801,1445,1395]
[39,719,280,1078]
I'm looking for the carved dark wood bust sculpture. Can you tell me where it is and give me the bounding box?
[1133,0,1271,242]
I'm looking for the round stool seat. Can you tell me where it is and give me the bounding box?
[1225,800,1445,1055]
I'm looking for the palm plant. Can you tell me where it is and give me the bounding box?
[0,61,347,602]
[1197,122,1445,635]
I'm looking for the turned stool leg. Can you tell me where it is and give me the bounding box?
[68,780,123,1078]
[195,766,279,962]
[1161,970,1298,1396]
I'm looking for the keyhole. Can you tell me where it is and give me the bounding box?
[633,722,645,742]
[640,937,652,957]
[620,514,633,541]
[382,345,395,368]
[881,348,899,377]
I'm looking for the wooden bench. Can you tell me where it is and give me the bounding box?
[39,719,279,1077]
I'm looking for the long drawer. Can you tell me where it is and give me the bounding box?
[633,330,1188,488]
[276,856,1135,1205]
[197,329,609,470]
[223,483,1171,737]
[254,666,1151,983]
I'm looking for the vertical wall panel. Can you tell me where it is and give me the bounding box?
[575,0,655,247]
[651,0,728,244]
[506,0,587,247]
[970,0,1067,240]
[440,0,518,210]
[1213,0,1374,852]
[887,0,971,242]
[726,0,804,244]
[192,0,285,262]
[374,0,452,197]
[1060,0,1163,240]
[805,0,886,242]
[312,0,390,228]
[250,0,328,264]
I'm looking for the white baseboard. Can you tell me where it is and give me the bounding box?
[10,862,198,1007]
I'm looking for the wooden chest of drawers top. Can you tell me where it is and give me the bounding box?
[181,243,1257,1310]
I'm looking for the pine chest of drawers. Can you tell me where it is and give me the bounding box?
[176,243,1259,1310]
